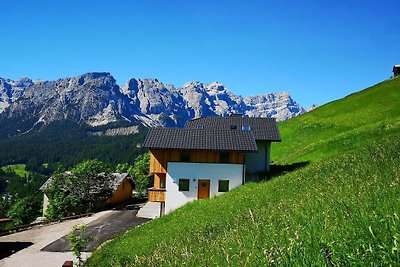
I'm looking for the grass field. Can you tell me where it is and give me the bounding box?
[86,77,400,266]
[1,164,30,177]
[272,77,400,164]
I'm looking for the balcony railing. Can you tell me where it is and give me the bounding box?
[148,187,166,202]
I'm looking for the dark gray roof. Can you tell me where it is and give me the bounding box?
[39,178,52,191]
[185,116,281,141]
[143,128,258,152]
[39,171,73,191]
[109,173,130,191]
[40,172,130,193]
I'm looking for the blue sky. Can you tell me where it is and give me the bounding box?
[1,0,399,107]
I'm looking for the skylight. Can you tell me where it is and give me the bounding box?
[242,125,251,131]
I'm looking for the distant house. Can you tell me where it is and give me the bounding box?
[139,115,280,217]
[393,65,400,77]
[105,173,133,206]
[40,172,133,216]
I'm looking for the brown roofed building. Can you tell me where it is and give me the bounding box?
[186,116,281,174]
[138,116,280,218]
[40,172,133,216]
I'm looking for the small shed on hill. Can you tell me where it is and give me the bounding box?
[40,172,133,216]
[105,173,133,206]
[393,64,400,77]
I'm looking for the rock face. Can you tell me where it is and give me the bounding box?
[1,73,131,128]
[0,72,305,133]
[89,125,140,136]
[0,77,33,113]
[121,79,305,127]
[244,92,305,120]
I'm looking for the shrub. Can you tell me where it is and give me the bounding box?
[67,224,93,267]
[6,196,41,226]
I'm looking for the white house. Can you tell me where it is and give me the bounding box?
[165,162,245,214]
[138,115,281,218]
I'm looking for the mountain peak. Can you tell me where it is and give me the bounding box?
[81,72,112,79]
[0,73,305,133]
[206,82,227,92]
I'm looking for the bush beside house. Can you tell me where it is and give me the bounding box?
[43,159,134,219]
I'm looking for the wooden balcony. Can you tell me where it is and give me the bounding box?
[148,187,166,202]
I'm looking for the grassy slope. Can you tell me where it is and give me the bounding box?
[1,164,30,177]
[272,77,400,164]
[87,77,400,266]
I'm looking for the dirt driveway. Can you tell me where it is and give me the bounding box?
[42,209,150,252]
[0,208,150,267]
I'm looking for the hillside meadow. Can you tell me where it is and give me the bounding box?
[86,77,400,266]
[1,164,30,178]
[273,77,400,164]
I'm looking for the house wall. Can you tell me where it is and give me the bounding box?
[150,150,245,175]
[106,179,133,206]
[245,141,271,173]
[165,162,244,214]
[150,150,180,174]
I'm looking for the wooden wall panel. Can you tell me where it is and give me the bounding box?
[190,151,219,163]
[229,153,244,164]
[153,173,166,188]
[150,150,182,173]
[150,150,245,174]
[148,189,166,202]
[106,179,133,206]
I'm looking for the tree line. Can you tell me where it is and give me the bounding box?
[0,120,148,172]
[1,154,150,229]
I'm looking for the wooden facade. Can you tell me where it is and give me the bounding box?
[106,178,133,206]
[148,188,166,202]
[150,150,180,174]
[149,149,245,174]
[153,173,166,189]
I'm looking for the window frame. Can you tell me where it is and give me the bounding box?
[178,178,190,191]
[218,179,230,192]
[241,125,251,131]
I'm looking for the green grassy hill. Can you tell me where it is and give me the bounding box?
[273,77,400,164]
[86,77,400,266]
[1,164,30,177]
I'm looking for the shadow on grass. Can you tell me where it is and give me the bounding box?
[247,161,310,182]
[0,241,34,259]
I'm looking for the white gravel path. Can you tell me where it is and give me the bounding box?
[0,211,111,267]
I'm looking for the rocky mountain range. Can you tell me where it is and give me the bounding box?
[0,72,305,135]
